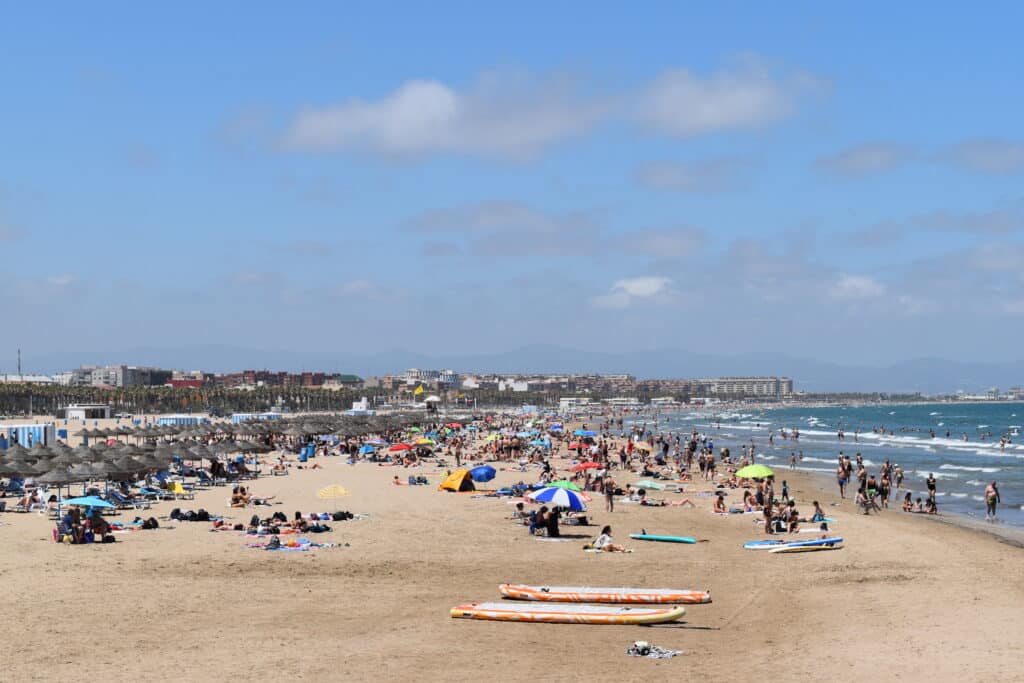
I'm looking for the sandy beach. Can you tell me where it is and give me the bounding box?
[1,416,1022,682]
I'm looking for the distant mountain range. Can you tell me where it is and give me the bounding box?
[4,344,1023,395]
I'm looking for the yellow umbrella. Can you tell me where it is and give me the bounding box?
[317,484,350,499]
[317,484,350,511]
[416,438,435,445]
[485,434,500,442]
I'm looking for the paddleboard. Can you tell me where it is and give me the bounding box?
[629,534,697,544]
[499,584,711,604]
[778,536,843,548]
[743,539,789,550]
[769,543,843,554]
[450,601,686,625]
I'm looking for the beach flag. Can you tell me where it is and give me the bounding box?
[414,385,424,396]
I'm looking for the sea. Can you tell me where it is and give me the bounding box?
[636,402,1024,528]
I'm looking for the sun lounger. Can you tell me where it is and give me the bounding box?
[107,490,151,510]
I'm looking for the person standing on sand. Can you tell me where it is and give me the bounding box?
[604,474,615,513]
[985,481,1000,521]
[763,499,774,534]
[837,464,848,499]
[926,474,937,501]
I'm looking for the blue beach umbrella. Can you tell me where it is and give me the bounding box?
[358,445,375,455]
[548,425,563,432]
[62,496,115,509]
[529,439,549,447]
[528,486,587,511]
[470,465,496,483]
[573,430,597,437]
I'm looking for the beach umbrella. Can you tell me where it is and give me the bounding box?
[632,442,652,452]
[736,464,775,479]
[573,430,596,437]
[27,444,54,459]
[567,442,587,450]
[469,465,496,483]
[416,438,435,446]
[37,466,76,485]
[389,443,412,452]
[548,479,583,492]
[317,483,350,511]
[529,439,549,447]
[570,462,603,472]
[446,422,463,429]
[358,445,375,455]
[528,486,587,512]
[63,496,115,509]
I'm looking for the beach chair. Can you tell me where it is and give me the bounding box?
[107,490,151,510]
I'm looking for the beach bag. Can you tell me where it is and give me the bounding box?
[102,534,115,543]
[272,511,287,523]
[332,511,346,521]
[170,507,182,520]
[142,517,159,529]
[196,509,210,522]
[250,514,261,527]
[233,523,244,531]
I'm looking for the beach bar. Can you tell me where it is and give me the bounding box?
[156,414,210,426]
[230,412,283,424]
[0,422,57,448]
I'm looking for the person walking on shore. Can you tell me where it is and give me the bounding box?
[985,481,1000,521]
[926,473,937,501]
[837,464,848,499]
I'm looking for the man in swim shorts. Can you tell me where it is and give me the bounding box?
[985,481,1000,521]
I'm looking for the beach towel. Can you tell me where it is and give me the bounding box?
[245,541,340,551]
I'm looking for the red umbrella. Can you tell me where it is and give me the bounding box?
[446,422,463,429]
[570,462,603,472]
[568,442,586,449]
[389,443,413,452]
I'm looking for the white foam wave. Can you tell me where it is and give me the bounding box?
[939,464,1000,473]
[915,471,957,479]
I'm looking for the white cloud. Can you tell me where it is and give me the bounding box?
[816,142,915,176]
[285,73,605,159]
[635,60,811,137]
[284,60,822,159]
[636,158,747,193]
[45,274,75,287]
[592,276,673,309]
[830,273,886,300]
[331,280,400,301]
[945,139,1024,174]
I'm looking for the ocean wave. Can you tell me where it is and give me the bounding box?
[950,493,968,498]
[939,464,1000,473]
[915,471,958,479]
[965,480,987,486]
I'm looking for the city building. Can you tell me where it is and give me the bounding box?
[694,377,793,399]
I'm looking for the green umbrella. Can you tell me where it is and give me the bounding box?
[736,464,775,479]
[549,479,583,492]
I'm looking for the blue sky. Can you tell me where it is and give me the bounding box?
[2,3,1023,368]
